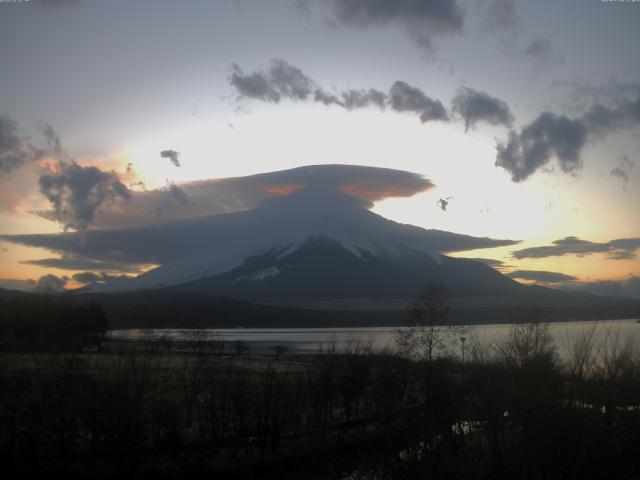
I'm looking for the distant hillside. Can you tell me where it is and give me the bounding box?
[1,287,638,330]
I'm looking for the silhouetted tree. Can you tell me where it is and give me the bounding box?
[395,284,456,361]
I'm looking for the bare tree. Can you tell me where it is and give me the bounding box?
[395,284,458,362]
[497,319,555,369]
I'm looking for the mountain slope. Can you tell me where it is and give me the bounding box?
[177,234,523,301]
[3,169,521,298]
[110,185,519,293]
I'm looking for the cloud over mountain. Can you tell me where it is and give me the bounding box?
[1,165,518,289]
[41,164,434,229]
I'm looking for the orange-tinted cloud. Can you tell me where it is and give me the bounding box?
[18,164,434,230]
[263,183,304,196]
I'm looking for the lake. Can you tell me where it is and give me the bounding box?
[107,318,640,359]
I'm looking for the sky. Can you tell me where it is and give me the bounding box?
[0,0,639,296]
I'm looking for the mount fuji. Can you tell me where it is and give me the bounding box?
[3,165,526,303]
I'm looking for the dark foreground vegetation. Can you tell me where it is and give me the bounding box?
[1,320,640,479]
[1,286,640,478]
[0,295,106,350]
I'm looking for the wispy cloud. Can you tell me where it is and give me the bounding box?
[20,255,145,273]
[508,269,577,284]
[512,236,640,260]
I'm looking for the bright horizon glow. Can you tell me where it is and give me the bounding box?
[1,106,638,285]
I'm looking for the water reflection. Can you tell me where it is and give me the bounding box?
[107,318,640,359]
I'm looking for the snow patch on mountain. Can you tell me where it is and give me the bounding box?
[233,267,280,283]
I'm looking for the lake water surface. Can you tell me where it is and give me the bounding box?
[108,318,640,359]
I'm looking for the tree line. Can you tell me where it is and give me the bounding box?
[0,295,107,349]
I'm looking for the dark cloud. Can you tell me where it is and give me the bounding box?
[230,60,452,124]
[0,112,33,176]
[230,64,281,103]
[437,196,451,211]
[160,149,180,167]
[38,161,131,230]
[496,113,587,182]
[451,86,513,131]
[20,255,145,273]
[232,60,387,110]
[327,0,464,49]
[341,88,388,110]
[512,236,640,260]
[313,88,344,107]
[607,238,640,260]
[71,271,100,285]
[230,59,314,103]
[389,81,448,122]
[313,87,388,110]
[496,93,640,182]
[267,58,316,101]
[33,274,68,294]
[508,270,578,284]
[582,96,640,136]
